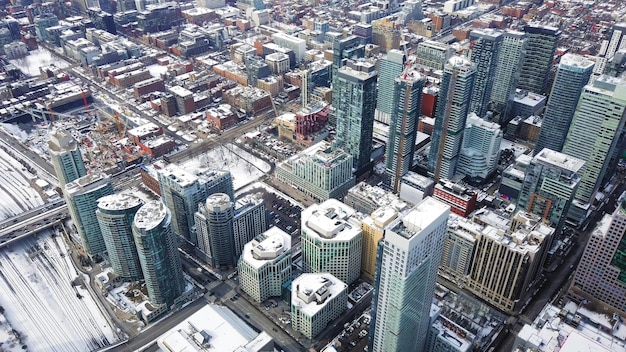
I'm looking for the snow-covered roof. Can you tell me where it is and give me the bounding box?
[98,192,143,212]
[301,199,361,241]
[292,273,346,316]
[241,227,291,269]
[134,200,168,231]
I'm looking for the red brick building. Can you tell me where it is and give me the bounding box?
[433,180,477,217]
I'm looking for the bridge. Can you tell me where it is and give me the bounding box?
[0,200,69,249]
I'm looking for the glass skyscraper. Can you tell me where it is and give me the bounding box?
[375,49,406,126]
[468,28,503,118]
[48,129,87,187]
[490,30,526,121]
[517,25,560,95]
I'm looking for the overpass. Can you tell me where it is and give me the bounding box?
[0,201,69,249]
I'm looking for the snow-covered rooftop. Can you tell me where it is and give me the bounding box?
[301,199,361,241]
[65,172,110,196]
[292,273,347,316]
[98,192,143,212]
[241,227,291,269]
[134,200,168,231]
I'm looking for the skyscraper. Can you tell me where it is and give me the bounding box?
[132,200,185,307]
[456,113,502,182]
[562,76,626,224]
[369,197,450,352]
[96,193,144,281]
[375,50,406,126]
[195,193,236,269]
[65,172,114,256]
[490,30,526,121]
[301,199,362,285]
[468,28,503,118]
[157,162,233,244]
[568,200,626,317]
[517,149,584,237]
[334,60,378,172]
[594,22,626,75]
[428,56,476,181]
[384,69,425,192]
[48,129,87,186]
[517,25,560,95]
[534,54,594,155]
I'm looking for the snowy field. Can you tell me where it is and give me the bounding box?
[8,48,70,77]
[0,142,44,220]
[182,143,271,190]
[0,234,117,351]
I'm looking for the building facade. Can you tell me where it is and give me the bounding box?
[433,180,477,218]
[457,113,502,182]
[333,60,377,172]
[195,193,236,269]
[374,49,405,126]
[301,199,362,285]
[468,29,503,118]
[490,30,526,120]
[517,25,560,95]
[534,54,594,155]
[49,129,87,186]
[96,193,144,281]
[65,173,114,256]
[428,56,477,181]
[132,200,185,307]
[369,197,450,352]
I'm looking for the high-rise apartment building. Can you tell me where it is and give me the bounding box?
[534,54,594,155]
[96,193,144,281]
[301,199,362,285]
[157,162,233,244]
[132,200,185,307]
[238,227,292,303]
[369,197,450,352]
[334,60,378,172]
[232,194,268,257]
[195,193,235,268]
[327,33,363,80]
[490,30,526,120]
[360,207,399,281]
[517,25,560,95]
[344,182,409,216]
[517,149,584,237]
[48,129,87,186]
[275,141,355,202]
[468,28,503,118]
[457,113,502,182]
[594,22,626,75]
[569,200,626,317]
[291,273,348,339]
[385,70,425,193]
[562,76,626,224]
[429,56,476,181]
[65,173,114,256]
[375,50,406,126]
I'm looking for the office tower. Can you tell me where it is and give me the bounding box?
[428,56,477,181]
[490,30,526,120]
[517,25,560,95]
[132,200,185,307]
[157,162,233,244]
[48,129,87,186]
[334,60,378,172]
[517,149,584,237]
[562,76,626,224]
[360,207,398,281]
[65,173,114,256]
[568,201,626,317]
[468,29,503,118]
[369,197,450,352]
[195,193,235,269]
[291,273,348,339]
[301,199,362,285]
[457,113,502,182]
[96,193,144,281]
[275,141,355,202]
[465,211,553,314]
[375,50,406,126]
[238,227,292,303]
[534,54,594,155]
[415,40,454,71]
[385,70,425,193]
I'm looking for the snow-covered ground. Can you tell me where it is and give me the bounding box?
[8,48,70,77]
[0,234,117,351]
[182,143,271,191]
[0,142,44,221]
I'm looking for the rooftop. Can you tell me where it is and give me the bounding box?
[391,197,450,239]
[97,192,143,212]
[241,227,291,269]
[65,172,110,196]
[534,148,585,173]
[302,199,361,241]
[134,200,168,232]
[292,273,347,317]
[560,53,595,69]
[48,128,79,153]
